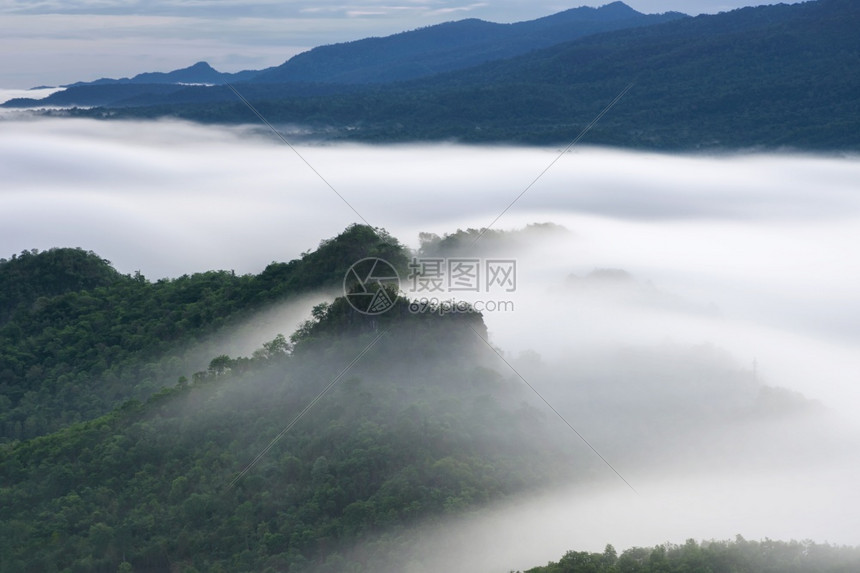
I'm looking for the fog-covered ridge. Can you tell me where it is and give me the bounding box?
[2,118,858,570]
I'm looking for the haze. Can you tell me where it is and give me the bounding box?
[2,117,858,568]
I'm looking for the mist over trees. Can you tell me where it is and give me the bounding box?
[0,239,575,571]
[0,225,405,442]
[2,225,857,572]
[521,537,860,573]
[2,0,859,569]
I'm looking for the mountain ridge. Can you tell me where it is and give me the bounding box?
[5,0,859,150]
[1,225,852,572]
[62,61,265,88]
[249,2,685,84]
[3,2,685,107]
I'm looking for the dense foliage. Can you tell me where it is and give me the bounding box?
[2,225,854,572]
[0,292,578,572]
[521,537,860,573]
[0,225,407,442]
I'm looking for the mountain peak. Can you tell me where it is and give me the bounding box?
[601,1,638,13]
[185,61,216,72]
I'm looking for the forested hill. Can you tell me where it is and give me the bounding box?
[2,224,853,571]
[0,225,406,442]
[0,277,582,572]
[521,537,860,573]
[0,248,123,326]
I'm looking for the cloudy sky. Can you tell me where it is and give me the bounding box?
[1,0,803,88]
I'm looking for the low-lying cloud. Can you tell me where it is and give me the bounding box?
[3,117,859,566]
[342,462,860,572]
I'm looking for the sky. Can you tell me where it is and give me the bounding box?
[0,0,804,88]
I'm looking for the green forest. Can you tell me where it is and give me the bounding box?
[0,224,406,442]
[0,225,579,571]
[2,225,858,572]
[521,537,860,573]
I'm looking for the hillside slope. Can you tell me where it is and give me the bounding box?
[252,2,684,84]
[1,225,851,572]
[3,2,683,109]
[0,225,406,442]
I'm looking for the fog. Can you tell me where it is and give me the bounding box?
[2,118,859,567]
[346,463,860,572]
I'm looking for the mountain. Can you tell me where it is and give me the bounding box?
[237,0,855,149]
[0,225,851,572]
[0,225,407,442]
[2,2,684,110]
[0,248,123,326]
[250,2,685,84]
[523,538,860,573]
[391,0,858,148]
[16,0,856,150]
[64,61,264,87]
[1,62,269,108]
[0,227,584,572]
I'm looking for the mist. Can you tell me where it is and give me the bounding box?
[339,462,860,572]
[2,118,859,567]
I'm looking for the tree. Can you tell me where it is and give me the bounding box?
[207,355,234,376]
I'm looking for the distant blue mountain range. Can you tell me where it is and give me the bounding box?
[6,2,684,107]
[5,0,858,150]
[62,61,261,87]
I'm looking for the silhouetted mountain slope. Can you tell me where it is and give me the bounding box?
[359,0,858,148]
[251,2,684,84]
[3,2,683,109]
[4,83,194,107]
[65,61,265,87]
[6,0,858,149]
[4,62,268,107]
[322,0,855,148]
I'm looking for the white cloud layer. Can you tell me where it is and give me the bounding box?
[2,117,858,567]
[2,118,858,411]
[347,463,860,572]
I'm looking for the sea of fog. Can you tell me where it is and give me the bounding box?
[2,117,859,567]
